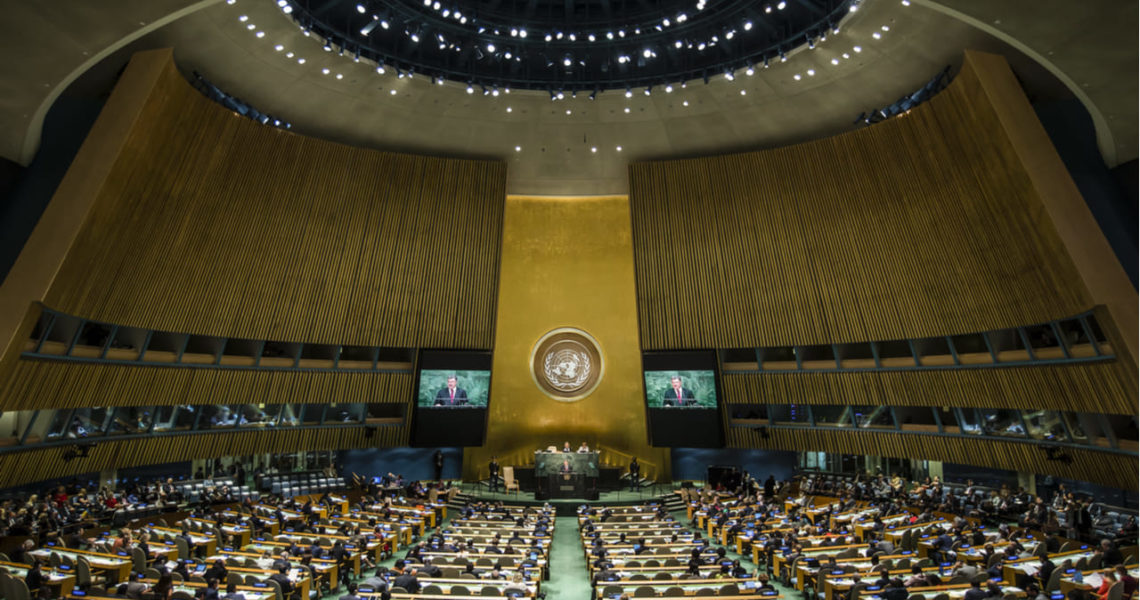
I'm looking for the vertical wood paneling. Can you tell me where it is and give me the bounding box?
[0,361,413,411]
[630,59,1091,350]
[722,359,1136,415]
[38,57,505,349]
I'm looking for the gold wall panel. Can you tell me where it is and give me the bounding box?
[464,196,668,480]
[723,360,1136,415]
[725,425,1136,491]
[0,426,404,488]
[0,360,413,412]
[0,50,173,383]
[32,51,505,349]
[630,53,1097,350]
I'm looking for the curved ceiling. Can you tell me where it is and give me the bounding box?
[287,0,851,90]
[1,0,1135,195]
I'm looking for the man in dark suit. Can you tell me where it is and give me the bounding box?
[962,579,988,600]
[662,376,695,406]
[392,564,420,594]
[629,457,640,491]
[433,450,445,481]
[559,459,573,474]
[433,376,468,405]
[268,566,295,600]
[488,456,501,492]
[338,582,362,600]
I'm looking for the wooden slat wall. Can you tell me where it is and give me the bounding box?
[725,425,1136,491]
[0,360,413,411]
[629,58,1091,349]
[723,360,1137,415]
[0,426,404,488]
[40,54,505,349]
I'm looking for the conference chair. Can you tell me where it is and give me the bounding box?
[502,467,520,497]
[719,583,740,595]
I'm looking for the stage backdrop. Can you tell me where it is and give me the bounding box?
[463,196,669,482]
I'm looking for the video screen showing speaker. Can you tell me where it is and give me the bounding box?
[644,370,718,408]
[417,370,490,408]
[643,351,723,447]
[411,350,491,447]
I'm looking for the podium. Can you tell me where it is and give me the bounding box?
[547,473,588,499]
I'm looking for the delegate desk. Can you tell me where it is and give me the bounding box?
[142,578,277,600]
[217,510,282,535]
[1000,550,1097,585]
[860,583,1024,600]
[30,548,132,583]
[326,514,409,548]
[595,579,779,599]
[0,560,77,597]
[1059,566,1140,596]
[144,526,218,557]
[853,514,912,541]
[185,518,253,548]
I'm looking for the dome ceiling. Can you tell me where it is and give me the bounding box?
[288,0,851,90]
[0,0,1134,195]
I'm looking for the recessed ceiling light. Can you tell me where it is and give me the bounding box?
[616,146,622,151]
[389,89,397,95]
[506,107,513,113]
[515,146,522,152]
[623,107,631,113]
[591,147,597,153]
[682,100,689,106]
[275,44,284,51]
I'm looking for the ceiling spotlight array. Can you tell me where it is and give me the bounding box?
[272,0,862,94]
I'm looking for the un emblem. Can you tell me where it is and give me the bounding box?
[530,328,604,401]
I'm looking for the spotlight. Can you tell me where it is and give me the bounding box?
[744,21,753,31]
[777,0,786,8]
[466,84,474,94]
[644,86,651,96]
[664,84,673,93]
[487,43,495,52]
[724,71,734,81]
[356,3,366,13]
[625,87,633,98]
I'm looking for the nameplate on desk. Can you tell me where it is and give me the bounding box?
[560,486,574,491]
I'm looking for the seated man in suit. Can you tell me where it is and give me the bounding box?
[392,563,421,594]
[268,566,295,600]
[662,375,695,406]
[433,376,468,406]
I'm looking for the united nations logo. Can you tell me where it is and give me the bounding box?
[530,328,604,401]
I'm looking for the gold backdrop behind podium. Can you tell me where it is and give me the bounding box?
[463,195,669,483]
